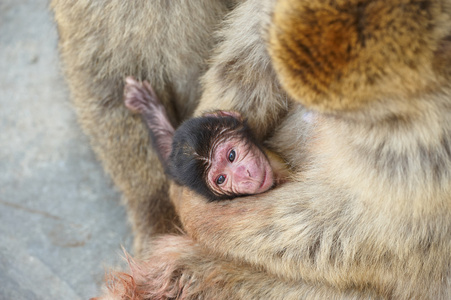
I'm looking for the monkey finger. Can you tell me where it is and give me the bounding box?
[125,76,140,86]
[143,81,159,102]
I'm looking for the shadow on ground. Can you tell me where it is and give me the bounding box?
[0,1,132,299]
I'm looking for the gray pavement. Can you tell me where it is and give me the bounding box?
[0,1,133,299]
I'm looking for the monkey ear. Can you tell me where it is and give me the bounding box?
[268,0,448,113]
[203,110,243,120]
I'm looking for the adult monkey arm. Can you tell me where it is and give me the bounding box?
[174,0,451,298]
[195,0,292,141]
[98,235,382,300]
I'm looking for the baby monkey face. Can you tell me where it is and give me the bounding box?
[207,137,274,196]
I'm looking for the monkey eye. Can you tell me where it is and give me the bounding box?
[228,149,236,162]
[216,175,226,185]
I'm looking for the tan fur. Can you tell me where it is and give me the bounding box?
[98,234,382,300]
[53,0,451,299]
[196,0,293,141]
[51,0,232,254]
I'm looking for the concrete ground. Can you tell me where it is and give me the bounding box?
[0,1,133,299]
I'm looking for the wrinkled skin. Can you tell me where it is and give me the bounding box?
[207,137,274,195]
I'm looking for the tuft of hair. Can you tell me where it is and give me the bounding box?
[168,115,257,201]
[96,236,197,300]
[268,0,451,112]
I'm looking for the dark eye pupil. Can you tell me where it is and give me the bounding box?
[217,175,225,185]
[229,150,236,162]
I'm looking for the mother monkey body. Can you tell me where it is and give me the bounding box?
[52,0,451,299]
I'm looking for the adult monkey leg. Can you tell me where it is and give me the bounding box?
[51,0,232,254]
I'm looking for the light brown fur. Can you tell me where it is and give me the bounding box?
[53,0,451,299]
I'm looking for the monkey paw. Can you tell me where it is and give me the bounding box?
[124,76,161,114]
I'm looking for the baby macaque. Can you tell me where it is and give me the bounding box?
[124,77,289,201]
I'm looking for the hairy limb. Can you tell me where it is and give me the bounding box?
[175,180,451,299]
[195,0,292,141]
[124,77,175,163]
[97,235,382,300]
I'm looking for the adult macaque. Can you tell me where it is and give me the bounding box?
[52,0,451,299]
[124,77,290,201]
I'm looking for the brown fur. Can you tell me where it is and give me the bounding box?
[269,0,451,115]
[53,0,451,299]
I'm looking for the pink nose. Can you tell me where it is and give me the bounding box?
[234,162,257,182]
[233,164,250,181]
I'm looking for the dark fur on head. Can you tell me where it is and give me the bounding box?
[168,115,257,201]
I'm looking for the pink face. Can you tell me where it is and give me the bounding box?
[207,137,274,196]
